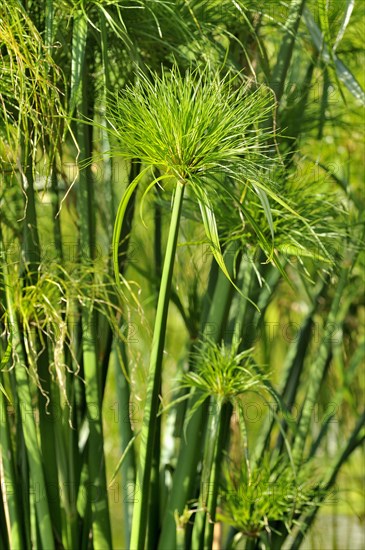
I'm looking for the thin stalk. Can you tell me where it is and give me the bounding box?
[72,11,112,547]
[113,160,140,546]
[50,163,63,261]
[36,348,62,542]
[14,393,31,548]
[99,10,114,242]
[130,180,185,550]
[0,500,9,550]
[192,399,231,550]
[77,455,93,550]
[113,160,140,545]
[203,401,232,550]
[317,68,329,140]
[147,184,164,550]
[250,279,328,469]
[115,343,136,547]
[290,410,365,550]
[292,267,349,466]
[79,143,112,548]
[0,376,23,549]
[117,160,140,275]
[63,332,85,549]
[158,251,238,550]
[100,16,138,543]
[237,255,278,353]
[21,139,40,280]
[225,253,254,347]
[2,262,55,549]
[0,231,23,549]
[176,523,185,550]
[190,410,213,549]
[245,536,258,550]
[51,376,79,550]
[147,422,161,549]
[270,0,307,102]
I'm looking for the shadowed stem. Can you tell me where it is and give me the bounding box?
[158,250,238,550]
[204,401,233,549]
[1,235,55,550]
[72,11,112,547]
[147,184,164,548]
[130,180,185,549]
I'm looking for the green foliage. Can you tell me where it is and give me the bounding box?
[219,453,325,536]
[0,1,364,550]
[0,0,65,167]
[183,340,267,404]
[108,66,275,181]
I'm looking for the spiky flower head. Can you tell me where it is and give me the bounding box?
[107,64,276,184]
[182,340,268,405]
[108,64,281,296]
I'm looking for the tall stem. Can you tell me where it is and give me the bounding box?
[203,401,232,549]
[130,180,185,550]
[0,229,22,549]
[72,11,112,547]
[270,0,306,102]
[1,242,55,550]
[159,251,238,550]
[292,266,349,467]
[147,184,164,549]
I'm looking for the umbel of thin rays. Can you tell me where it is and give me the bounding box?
[107,65,285,292]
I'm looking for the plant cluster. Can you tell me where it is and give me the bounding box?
[0,1,364,550]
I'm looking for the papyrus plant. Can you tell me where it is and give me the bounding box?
[107,64,297,549]
[0,1,363,549]
[178,340,273,549]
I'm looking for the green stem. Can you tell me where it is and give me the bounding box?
[290,410,365,550]
[203,402,232,550]
[0,376,23,549]
[191,400,232,550]
[245,536,258,550]
[50,163,63,262]
[113,160,140,545]
[72,11,112,547]
[191,405,221,550]
[292,267,349,467]
[146,184,164,549]
[0,228,23,549]
[270,0,307,102]
[158,253,238,550]
[37,347,62,542]
[130,180,185,550]
[115,342,136,547]
[21,140,40,280]
[51,376,79,550]
[1,257,55,549]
